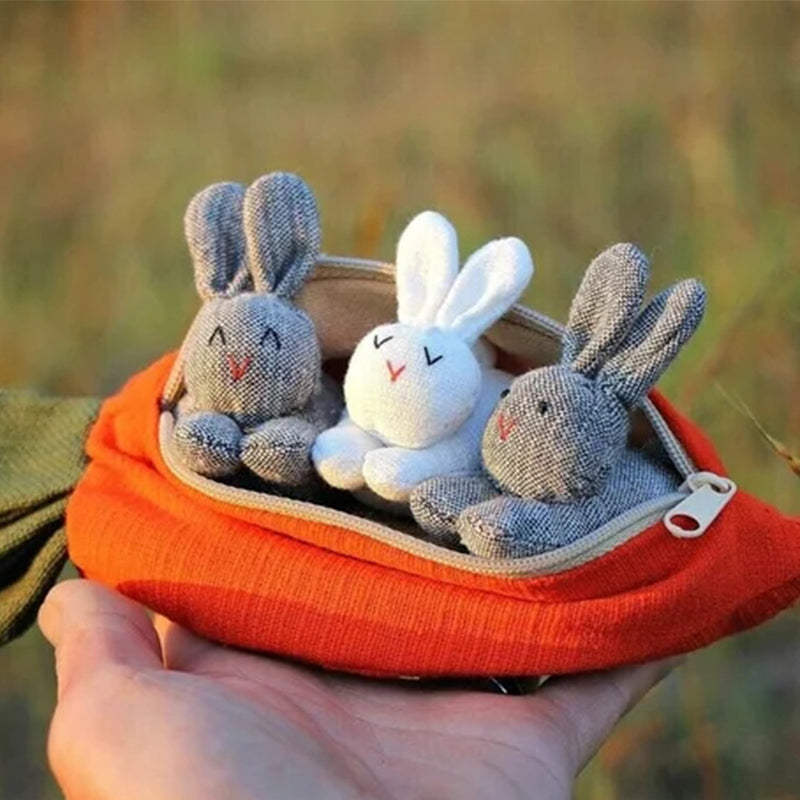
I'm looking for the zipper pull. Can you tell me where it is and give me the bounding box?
[664,471,737,539]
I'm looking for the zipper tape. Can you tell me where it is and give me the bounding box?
[160,413,717,578]
[157,255,717,578]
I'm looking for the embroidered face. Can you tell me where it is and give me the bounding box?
[481,243,706,505]
[344,323,481,449]
[184,294,320,425]
[180,173,325,430]
[481,366,627,501]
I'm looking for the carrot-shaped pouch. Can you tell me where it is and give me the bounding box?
[2,174,800,678]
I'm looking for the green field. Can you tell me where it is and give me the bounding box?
[1,3,799,798]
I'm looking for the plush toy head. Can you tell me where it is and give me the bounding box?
[182,173,322,427]
[482,243,706,501]
[344,211,533,449]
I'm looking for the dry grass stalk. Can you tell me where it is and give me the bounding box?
[717,384,800,479]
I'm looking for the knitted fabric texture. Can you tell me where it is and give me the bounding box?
[0,391,99,644]
[312,210,533,503]
[411,242,706,557]
[410,473,500,548]
[174,172,342,489]
[460,449,679,558]
[64,353,800,677]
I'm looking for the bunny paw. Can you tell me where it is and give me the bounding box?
[311,423,380,491]
[458,497,558,558]
[410,476,499,548]
[242,417,316,488]
[363,448,439,504]
[173,411,243,477]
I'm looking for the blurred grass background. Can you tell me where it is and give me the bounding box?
[1,2,799,798]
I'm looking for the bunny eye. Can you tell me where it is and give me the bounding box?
[537,400,550,416]
[260,327,281,350]
[373,333,394,349]
[424,346,443,367]
[500,388,510,399]
[208,326,226,346]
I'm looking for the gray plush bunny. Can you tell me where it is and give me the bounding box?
[410,243,706,558]
[173,172,342,491]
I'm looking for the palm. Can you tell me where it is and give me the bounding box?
[40,581,676,800]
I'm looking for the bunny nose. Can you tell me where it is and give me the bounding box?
[386,360,406,383]
[227,353,252,382]
[497,414,516,442]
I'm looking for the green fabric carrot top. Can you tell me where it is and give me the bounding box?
[0,391,99,644]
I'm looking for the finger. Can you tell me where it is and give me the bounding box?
[38,579,163,700]
[532,657,682,774]
[154,614,219,671]
[154,614,276,677]
[154,612,336,703]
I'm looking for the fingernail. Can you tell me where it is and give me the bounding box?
[38,591,63,647]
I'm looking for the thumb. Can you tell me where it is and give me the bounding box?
[532,657,682,774]
[38,579,163,699]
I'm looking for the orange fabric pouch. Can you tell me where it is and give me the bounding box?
[66,258,800,678]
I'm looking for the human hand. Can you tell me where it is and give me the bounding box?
[39,580,678,800]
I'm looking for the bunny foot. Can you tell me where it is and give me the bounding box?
[458,497,563,558]
[312,419,381,491]
[173,411,243,477]
[410,475,499,548]
[242,417,317,488]
[363,447,443,504]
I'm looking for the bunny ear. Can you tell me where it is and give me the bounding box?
[184,182,249,301]
[396,211,460,326]
[243,172,321,298]
[600,279,707,407]
[434,237,533,344]
[563,243,651,376]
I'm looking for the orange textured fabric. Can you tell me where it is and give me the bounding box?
[66,353,800,677]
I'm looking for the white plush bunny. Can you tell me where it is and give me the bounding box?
[312,211,533,503]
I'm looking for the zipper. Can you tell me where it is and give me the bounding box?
[158,255,732,578]
[664,472,737,539]
[313,254,570,342]
[641,402,695,480]
[160,256,565,409]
